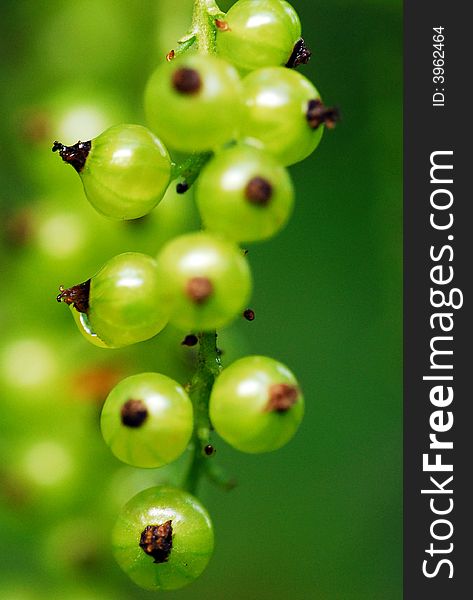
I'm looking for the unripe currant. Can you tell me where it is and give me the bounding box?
[241,67,338,166]
[52,124,171,220]
[100,373,193,468]
[155,232,252,331]
[209,355,304,453]
[195,144,294,243]
[216,0,310,72]
[144,54,242,153]
[112,486,214,590]
[57,252,168,348]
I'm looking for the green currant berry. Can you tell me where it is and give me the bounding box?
[144,54,242,153]
[155,232,252,331]
[100,373,193,468]
[241,67,337,166]
[112,486,214,590]
[217,0,308,72]
[195,144,294,242]
[58,252,168,348]
[53,124,171,220]
[209,355,304,453]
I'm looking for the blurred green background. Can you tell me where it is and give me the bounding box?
[0,1,401,598]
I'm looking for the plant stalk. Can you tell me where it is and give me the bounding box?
[185,331,222,494]
[191,0,222,54]
[173,0,225,495]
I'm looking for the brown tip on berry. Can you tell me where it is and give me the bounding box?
[139,522,173,563]
[172,67,202,95]
[306,100,340,130]
[267,383,299,413]
[286,38,312,68]
[245,177,273,206]
[204,444,216,456]
[215,18,230,31]
[186,277,214,304]
[56,279,90,313]
[166,49,175,62]
[121,399,148,428]
[243,309,255,321]
[52,139,91,173]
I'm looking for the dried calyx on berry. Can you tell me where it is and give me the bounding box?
[186,276,214,304]
[139,521,173,563]
[172,67,202,95]
[56,280,90,314]
[121,399,148,428]
[306,99,340,130]
[245,177,273,206]
[266,383,300,413]
[52,140,91,173]
[286,38,312,68]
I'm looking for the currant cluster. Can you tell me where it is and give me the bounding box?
[53,0,336,591]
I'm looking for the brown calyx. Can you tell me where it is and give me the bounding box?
[306,99,340,130]
[56,279,90,313]
[121,399,148,428]
[186,277,214,304]
[139,521,173,563]
[286,38,312,69]
[52,139,91,173]
[172,67,202,95]
[266,383,299,413]
[245,177,273,206]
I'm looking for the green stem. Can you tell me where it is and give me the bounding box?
[185,331,222,494]
[175,0,227,496]
[191,0,222,55]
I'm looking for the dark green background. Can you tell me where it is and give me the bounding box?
[0,1,401,598]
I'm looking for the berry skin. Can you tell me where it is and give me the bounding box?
[195,144,294,243]
[216,0,302,72]
[112,486,214,590]
[100,373,193,468]
[58,252,169,348]
[155,232,252,331]
[241,67,325,166]
[53,124,171,220]
[144,54,242,153]
[209,356,304,453]
[69,306,111,348]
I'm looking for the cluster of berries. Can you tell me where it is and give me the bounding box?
[53,0,336,590]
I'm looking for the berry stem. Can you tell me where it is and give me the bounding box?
[170,0,226,496]
[191,0,222,55]
[184,331,222,494]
